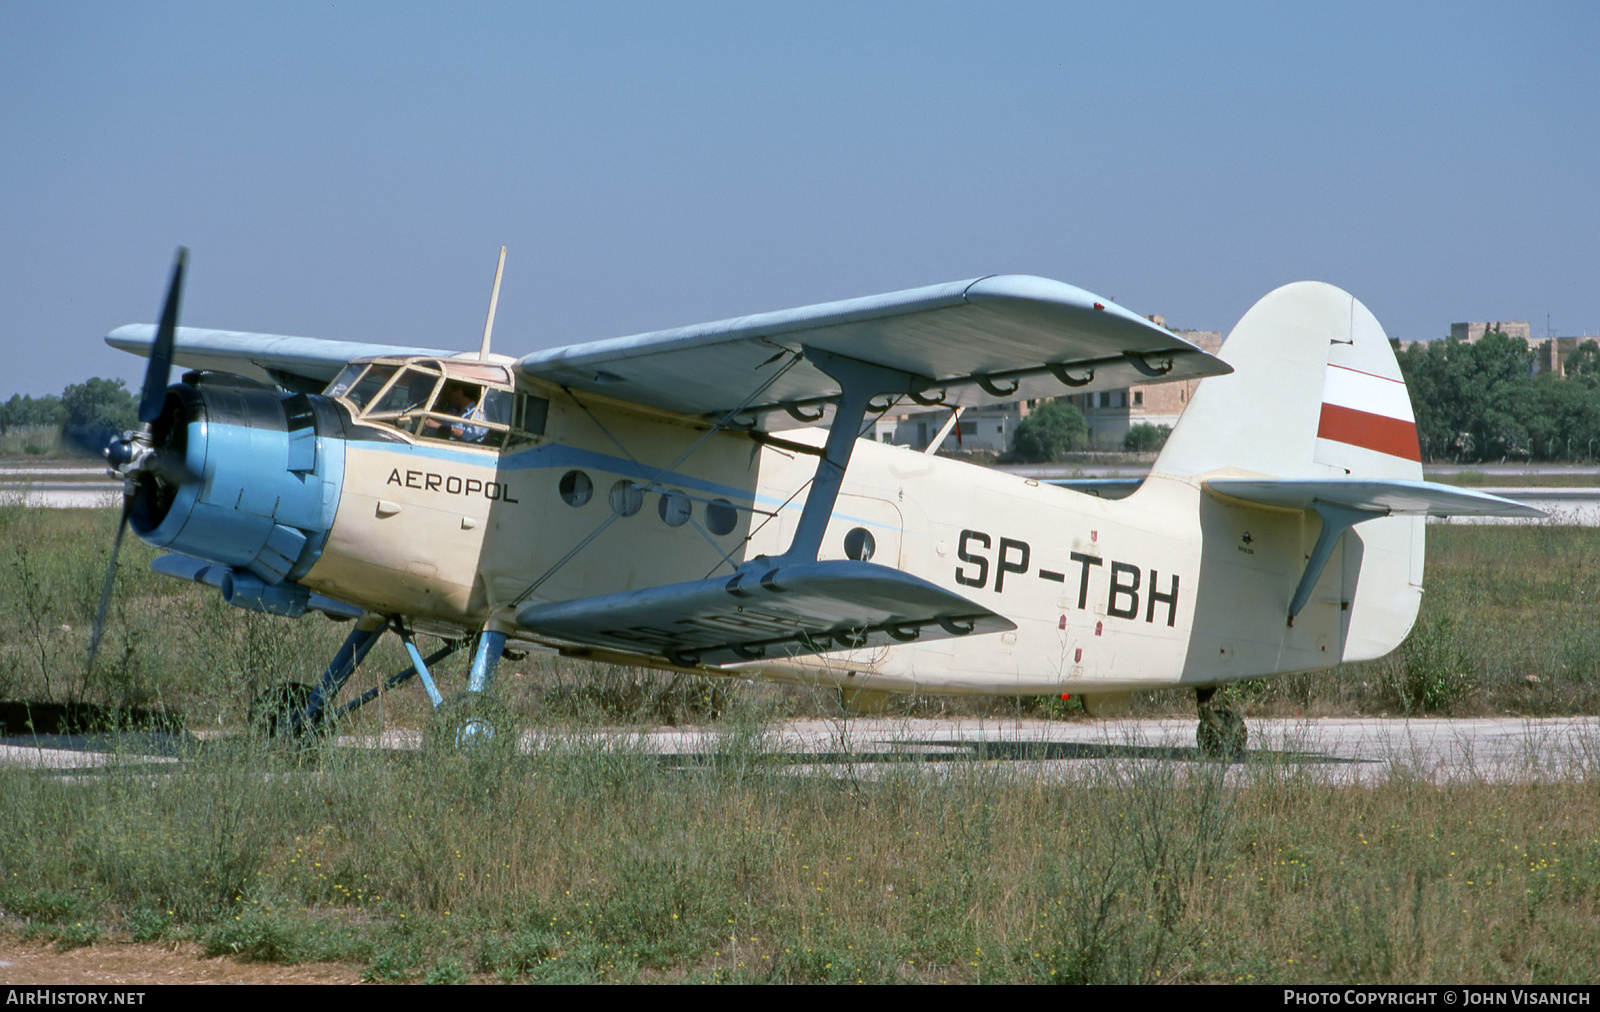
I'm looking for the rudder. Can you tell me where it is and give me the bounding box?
[1153,282,1420,483]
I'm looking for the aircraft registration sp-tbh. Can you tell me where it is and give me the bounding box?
[100,249,1539,758]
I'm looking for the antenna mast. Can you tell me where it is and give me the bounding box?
[478,246,507,360]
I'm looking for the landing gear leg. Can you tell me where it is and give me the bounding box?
[251,615,386,738]
[297,615,387,734]
[1195,686,1247,762]
[424,629,516,761]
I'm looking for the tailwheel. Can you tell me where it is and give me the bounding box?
[249,682,315,739]
[1195,688,1247,762]
[424,691,516,765]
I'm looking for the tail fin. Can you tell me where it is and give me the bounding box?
[1150,282,1425,675]
[1154,282,1420,482]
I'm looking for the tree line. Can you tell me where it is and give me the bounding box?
[1398,331,1600,463]
[1,378,138,439]
[1006,330,1600,465]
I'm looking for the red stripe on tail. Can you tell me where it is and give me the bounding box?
[1317,403,1420,461]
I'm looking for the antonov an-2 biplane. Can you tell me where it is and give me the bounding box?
[98,249,1539,758]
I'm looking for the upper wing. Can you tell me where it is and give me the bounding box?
[519,275,1232,418]
[108,275,1229,411]
[106,324,458,391]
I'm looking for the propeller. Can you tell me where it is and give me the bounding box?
[87,248,196,672]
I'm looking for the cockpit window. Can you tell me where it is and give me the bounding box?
[324,364,364,400]
[328,358,549,449]
[369,367,442,416]
[343,365,399,411]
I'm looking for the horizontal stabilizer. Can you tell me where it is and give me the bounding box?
[519,275,1231,420]
[1205,478,1544,518]
[515,559,1014,668]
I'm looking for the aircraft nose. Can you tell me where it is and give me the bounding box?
[129,381,345,585]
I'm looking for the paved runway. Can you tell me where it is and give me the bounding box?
[4,716,1596,785]
[0,464,120,508]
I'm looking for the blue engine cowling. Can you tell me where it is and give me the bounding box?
[131,380,347,585]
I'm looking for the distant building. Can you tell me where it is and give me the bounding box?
[1399,321,1599,378]
[1450,321,1531,343]
[876,402,1020,453]
[1063,324,1223,450]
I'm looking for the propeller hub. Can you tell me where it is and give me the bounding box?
[104,429,151,476]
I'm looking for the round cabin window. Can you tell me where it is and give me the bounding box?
[558,470,593,507]
[844,527,876,562]
[705,498,738,536]
[658,490,692,527]
[609,479,644,517]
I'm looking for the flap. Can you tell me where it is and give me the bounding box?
[518,275,1231,420]
[1205,478,1544,518]
[515,559,1014,668]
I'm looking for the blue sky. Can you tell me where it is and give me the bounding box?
[3,1,1596,397]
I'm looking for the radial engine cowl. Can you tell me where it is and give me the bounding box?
[131,381,346,585]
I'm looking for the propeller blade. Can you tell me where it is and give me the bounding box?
[138,247,187,424]
[86,498,132,674]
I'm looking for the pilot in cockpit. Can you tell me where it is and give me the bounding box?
[432,380,487,442]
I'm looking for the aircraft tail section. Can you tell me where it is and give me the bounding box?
[1149,282,1427,677]
[1153,282,1420,482]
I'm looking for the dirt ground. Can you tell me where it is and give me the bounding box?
[0,937,368,985]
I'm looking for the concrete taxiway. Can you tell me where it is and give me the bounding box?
[3,716,1596,785]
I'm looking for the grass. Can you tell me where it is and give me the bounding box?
[1432,471,1600,488]
[0,425,64,458]
[4,511,1600,982]
[1,733,1598,983]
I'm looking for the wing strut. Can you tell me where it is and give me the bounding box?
[1286,501,1384,625]
[774,346,926,565]
[513,346,1009,666]
[925,405,964,455]
[1204,477,1542,625]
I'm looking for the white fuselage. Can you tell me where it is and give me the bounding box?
[299,386,1422,698]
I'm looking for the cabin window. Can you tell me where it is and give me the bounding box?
[336,359,549,449]
[658,490,691,527]
[511,393,549,435]
[705,499,738,536]
[844,527,876,562]
[608,479,644,517]
[559,470,592,507]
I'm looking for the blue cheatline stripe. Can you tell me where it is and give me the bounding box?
[353,437,906,535]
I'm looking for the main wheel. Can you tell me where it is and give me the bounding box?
[424,691,515,764]
[1196,704,1247,761]
[249,682,314,739]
